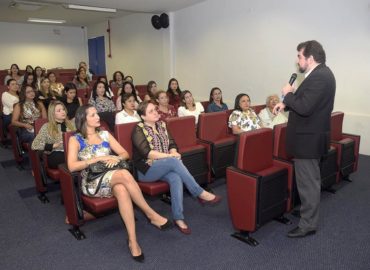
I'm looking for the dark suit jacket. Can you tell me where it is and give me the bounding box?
[284,64,336,159]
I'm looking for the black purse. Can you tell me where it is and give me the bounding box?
[86,160,131,182]
[85,159,131,196]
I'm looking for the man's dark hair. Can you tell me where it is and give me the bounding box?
[297,40,326,64]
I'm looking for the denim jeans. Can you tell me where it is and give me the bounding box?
[17,128,35,144]
[137,157,204,220]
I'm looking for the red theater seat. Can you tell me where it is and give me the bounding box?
[165,116,209,186]
[251,104,266,114]
[114,122,170,196]
[330,112,360,181]
[227,128,292,246]
[135,84,147,101]
[28,118,55,203]
[273,123,338,205]
[8,125,28,168]
[200,101,210,112]
[197,111,237,180]
[59,131,118,240]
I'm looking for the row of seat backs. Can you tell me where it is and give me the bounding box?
[273,111,360,175]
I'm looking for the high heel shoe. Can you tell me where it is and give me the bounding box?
[198,195,222,206]
[146,217,173,231]
[127,240,144,263]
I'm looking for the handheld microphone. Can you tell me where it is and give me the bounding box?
[282,73,298,100]
[289,73,297,86]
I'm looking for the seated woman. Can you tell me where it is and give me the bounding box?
[2,79,19,133]
[96,76,114,98]
[60,82,82,120]
[88,81,116,131]
[116,81,141,111]
[47,72,64,98]
[115,93,141,124]
[228,93,262,134]
[258,94,288,128]
[25,65,34,74]
[156,90,177,121]
[68,105,170,261]
[4,64,23,86]
[177,90,204,124]
[144,81,158,101]
[34,66,45,91]
[207,87,228,112]
[124,75,133,83]
[78,61,92,81]
[31,101,75,169]
[11,84,47,143]
[38,78,55,110]
[22,72,36,90]
[166,78,182,110]
[111,71,125,89]
[73,67,89,90]
[132,101,221,235]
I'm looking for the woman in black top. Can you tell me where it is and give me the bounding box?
[60,82,82,120]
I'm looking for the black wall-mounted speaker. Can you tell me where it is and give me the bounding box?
[151,13,169,30]
[151,15,161,29]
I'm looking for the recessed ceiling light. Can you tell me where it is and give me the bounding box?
[28,18,66,24]
[65,4,117,13]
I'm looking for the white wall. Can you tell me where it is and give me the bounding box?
[0,22,87,70]
[173,0,370,154]
[87,13,170,89]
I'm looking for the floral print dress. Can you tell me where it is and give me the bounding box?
[75,130,115,197]
[228,109,262,132]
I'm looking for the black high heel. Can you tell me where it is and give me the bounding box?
[127,240,144,263]
[146,217,173,231]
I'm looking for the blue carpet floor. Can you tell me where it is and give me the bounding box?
[0,147,369,270]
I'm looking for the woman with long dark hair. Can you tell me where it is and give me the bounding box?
[144,81,158,101]
[68,104,170,262]
[60,82,82,120]
[207,87,228,113]
[228,93,262,134]
[116,81,141,111]
[166,78,182,110]
[11,84,47,143]
[88,81,116,131]
[4,64,23,85]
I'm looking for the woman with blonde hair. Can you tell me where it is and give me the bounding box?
[31,100,74,169]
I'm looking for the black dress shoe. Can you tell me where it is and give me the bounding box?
[127,240,144,262]
[287,227,316,238]
[146,217,173,231]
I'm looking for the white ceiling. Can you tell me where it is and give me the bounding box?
[0,0,205,26]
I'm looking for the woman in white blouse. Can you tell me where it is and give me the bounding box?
[177,90,204,124]
[115,93,141,124]
[258,94,288,128]
[2,78,19,132]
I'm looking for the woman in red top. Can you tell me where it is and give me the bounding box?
[156,90,177,121]
[166,78,182,110]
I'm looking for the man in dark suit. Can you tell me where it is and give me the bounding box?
[273,40,336,238]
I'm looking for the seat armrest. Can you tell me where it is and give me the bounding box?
[58,164,84,226]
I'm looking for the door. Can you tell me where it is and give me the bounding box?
[88,36,106,76]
